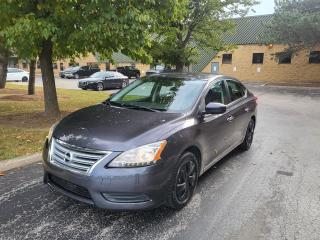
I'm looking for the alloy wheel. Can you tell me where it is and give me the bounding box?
[175,157,197,204]
[97,83,104,91]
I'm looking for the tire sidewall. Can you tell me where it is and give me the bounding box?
[167,152,199,209]
[97,82,104,91]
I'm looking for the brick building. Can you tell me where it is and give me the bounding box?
[197,15,320,84]
[10,52,150,76]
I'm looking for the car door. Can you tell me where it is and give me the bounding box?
[225,79,249,145]
[198,80,231,168]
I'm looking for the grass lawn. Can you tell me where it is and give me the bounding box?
[0,84,109,160]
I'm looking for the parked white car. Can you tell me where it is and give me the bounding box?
[6,68,29,82]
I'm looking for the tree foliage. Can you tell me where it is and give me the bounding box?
[0,0,174,117]
[148,0,257,71]
[265,0,320,54]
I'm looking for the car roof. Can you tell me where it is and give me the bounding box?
[146,72,223,81]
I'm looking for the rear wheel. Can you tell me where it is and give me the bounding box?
[22,76,28,82]
[74,73,80,79]
[96,82,104,91]
[239,119,255,151]
[166,152,199,209]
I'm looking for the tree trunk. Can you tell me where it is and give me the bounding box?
[28,59,36,95]
[176,61,184,72]
[0,52,8,89]
[39,39,60,118]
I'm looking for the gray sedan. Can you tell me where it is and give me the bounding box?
[78,71,129,91]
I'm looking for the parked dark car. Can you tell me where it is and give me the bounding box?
[116,66,140,78]
[59,67,74,78]
[63,66,100,79]
[43,73,257,210]
[78,71,129,91]
[146,65,175,76]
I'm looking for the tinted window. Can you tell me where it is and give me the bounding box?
[222,54,232,64]
[252,53,264,64]
[309,51,320,64]
[278,52,292,64]
[90,72,107,78]
[110,77,205,112]
[226,80,246,102]
[205,81,228,105]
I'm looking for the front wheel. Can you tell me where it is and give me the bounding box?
[166,152,199,209]
[74,73,80,79]
[121,80,128,88]
[22,77,28,82]
[96,82,104,91]
[239,119,255,151]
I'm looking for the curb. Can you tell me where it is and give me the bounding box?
[0,153,42,172]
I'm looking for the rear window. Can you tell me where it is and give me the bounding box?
[226,80,246,102]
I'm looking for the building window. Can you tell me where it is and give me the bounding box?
[87,62,99,68]
[222,54,232,64]
[278,52,292,64]
[69,61,79,67]
[22,62,28,69]
[252,53,264,64]
[52,63,58,69]
[60,62,64,70]
[37,61,41,69]
[309,51,320,64]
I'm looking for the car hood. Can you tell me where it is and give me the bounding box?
[53,104,184,151]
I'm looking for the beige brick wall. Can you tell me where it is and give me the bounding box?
[202,44,320,83]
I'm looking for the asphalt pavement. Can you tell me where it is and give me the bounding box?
[1,86,320,240]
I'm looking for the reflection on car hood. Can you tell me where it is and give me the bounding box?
[53,104,183,151]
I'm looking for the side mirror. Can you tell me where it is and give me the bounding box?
[205,102,227,114]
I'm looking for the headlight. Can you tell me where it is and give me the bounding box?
[108,140,167,168]
[47,123,58,141]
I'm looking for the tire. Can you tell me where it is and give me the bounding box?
[74,74,80,79]
[166,152,199,210]
[121,80,128,88]
[22,76,28,82]
[81,88,87,90]
[96,82,104,91]
[239,119,255,151]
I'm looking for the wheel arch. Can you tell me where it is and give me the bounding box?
[182,146,202,174]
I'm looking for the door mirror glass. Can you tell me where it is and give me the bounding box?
[205,102,226,114]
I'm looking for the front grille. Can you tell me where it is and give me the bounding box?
[49,138,111,175]
[48,174,91,199]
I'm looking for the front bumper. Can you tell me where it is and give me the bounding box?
[78,81,98,89]
[42,141,174,210]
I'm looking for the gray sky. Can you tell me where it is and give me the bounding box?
[249,0,275,16]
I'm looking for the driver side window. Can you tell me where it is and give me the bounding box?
[205,81,228,105]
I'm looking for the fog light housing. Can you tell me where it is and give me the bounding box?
[101,193,150,203]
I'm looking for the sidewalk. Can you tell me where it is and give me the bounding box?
[0,153,41,172]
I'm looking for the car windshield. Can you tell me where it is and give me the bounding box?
[90,72,106,78]
[109,76,205,112]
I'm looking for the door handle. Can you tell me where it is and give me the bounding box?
[244,107,250,112]
[227,115,234,122]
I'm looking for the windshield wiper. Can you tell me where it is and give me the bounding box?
[120,103,162,112]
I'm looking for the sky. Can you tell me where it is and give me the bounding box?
[249,0,275,16]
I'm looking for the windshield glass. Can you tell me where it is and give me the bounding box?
[109,76,205,112]
[90,72,106,78]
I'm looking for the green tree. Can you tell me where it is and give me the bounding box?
[0,0,170,118]
[265,0,320,55]
[149,0,257,72]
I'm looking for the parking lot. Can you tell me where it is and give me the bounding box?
[1,85,320,240]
